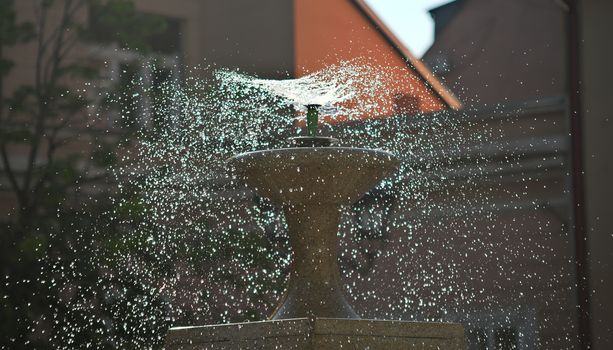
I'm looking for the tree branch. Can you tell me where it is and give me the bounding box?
[0,143,24,203]
[23,0,52,196]
[30,108,82,199]
[38,0,85,58]
[25,0,80,194]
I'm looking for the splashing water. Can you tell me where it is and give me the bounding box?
[218,61,361,116]
[41,59,575,349]
[113,60,492,322]
[217,60,410,121]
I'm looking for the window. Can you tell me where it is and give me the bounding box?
[94,47,180,128]
[88,13,182,128]
[88,5,181,54]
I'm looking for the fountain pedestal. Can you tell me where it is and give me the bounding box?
[229,146,399,319]
[164,145,467,349]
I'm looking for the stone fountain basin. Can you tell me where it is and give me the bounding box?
[228,147,399,206]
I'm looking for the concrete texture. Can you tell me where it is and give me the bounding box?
[165,318,467,349]
[228,147,399,319]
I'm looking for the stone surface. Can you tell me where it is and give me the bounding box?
[228,147,399,319]
[165,318,467,349]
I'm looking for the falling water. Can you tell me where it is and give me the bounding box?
[41,59,574,348]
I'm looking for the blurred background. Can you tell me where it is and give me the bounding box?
[1,0,611,349]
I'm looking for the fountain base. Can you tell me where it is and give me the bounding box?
[165,144,467,349]
[165,318,466,349]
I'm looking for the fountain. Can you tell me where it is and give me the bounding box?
[164,105,467,349]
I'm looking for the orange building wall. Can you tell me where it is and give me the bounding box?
[294,0,447,121]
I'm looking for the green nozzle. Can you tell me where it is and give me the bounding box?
[306,104,320,136]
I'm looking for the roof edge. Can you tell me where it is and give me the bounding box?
[350,0,462,110]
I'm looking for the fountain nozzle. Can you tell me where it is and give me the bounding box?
[289,104,337,147]
[306,104,320,137]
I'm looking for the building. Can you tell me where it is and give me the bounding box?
[423,0,566,106]
[4,1,610,350]
[419,0,612,349]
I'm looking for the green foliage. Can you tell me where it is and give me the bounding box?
[1,2,287,349]
[0,1,173,349]
[92,142,118,167]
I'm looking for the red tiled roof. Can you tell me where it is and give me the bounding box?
[350,0,462,110]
